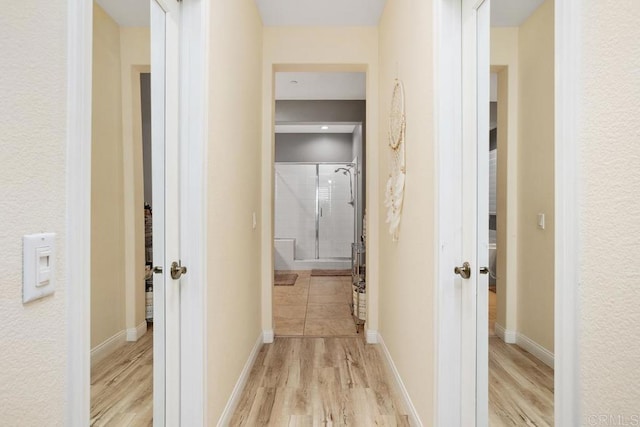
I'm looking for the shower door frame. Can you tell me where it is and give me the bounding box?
[274,161,358,261]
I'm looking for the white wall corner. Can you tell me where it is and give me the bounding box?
[494,323,517,344]
[378,334,423,427]
[217,333,264,427]
[262,329,274,344]
[366,329,378,344]
[126,321,148,342]
[90,330,127,368]
[516,332,555,369]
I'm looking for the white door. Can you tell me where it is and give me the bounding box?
[460,0,490,425]
[151,0,182,425]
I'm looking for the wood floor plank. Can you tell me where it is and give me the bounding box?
[230,337,410,426]
[90,327,153,427]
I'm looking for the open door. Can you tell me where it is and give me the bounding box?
[459,0,490,425]
[151,0,183,424]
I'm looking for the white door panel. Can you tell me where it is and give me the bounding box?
[151,0,182,424]
[460,0,490,425]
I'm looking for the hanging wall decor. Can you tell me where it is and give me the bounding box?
[384,78,406,241]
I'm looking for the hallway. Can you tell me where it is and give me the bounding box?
[229,336,411,426]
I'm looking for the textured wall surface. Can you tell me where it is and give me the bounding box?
[580,0,640,419]
[91,4,126,348]
[378,0,435,422]
[516,0,555,352]
[207,0,264,422]
[0,1,68,424]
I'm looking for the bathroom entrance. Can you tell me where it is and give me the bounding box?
[272,71,367,337]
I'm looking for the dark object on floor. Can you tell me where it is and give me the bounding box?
[311,269,351,276]
[274,273,298,286]
[489,285,496,293]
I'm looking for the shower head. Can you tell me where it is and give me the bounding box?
[334,167,350,175]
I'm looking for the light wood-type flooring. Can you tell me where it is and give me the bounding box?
[274,270,359,336]
[90,326,153,426]
[488,290,554,426]
[90,285,553,426]
[229,336,411,426]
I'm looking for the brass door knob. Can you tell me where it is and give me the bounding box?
[454,262,471,279]
[170,261,187,280]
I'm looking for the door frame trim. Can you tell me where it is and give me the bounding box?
[554,0,582,424]
[66,0,208,424]
[434,0,581,425]
[66,0,92,424]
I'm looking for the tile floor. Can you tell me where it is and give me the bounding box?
[274,270,360,336]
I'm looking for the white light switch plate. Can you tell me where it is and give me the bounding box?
[537,213,545,230]
[23,233,56,303]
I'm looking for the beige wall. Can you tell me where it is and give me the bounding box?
[206,0,264,422]
[490,27,519,333]
[579,0,640,417]
[91,4,126,348]
[378,0,435,423]
[119,27,150,332]
[0,0,68,424]
[260,27,380,333]
[516,0,555,352]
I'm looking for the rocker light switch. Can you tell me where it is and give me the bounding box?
[23,233,56,303]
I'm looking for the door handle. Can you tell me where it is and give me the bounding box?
[454,262,471,279]
[170,261,187,280]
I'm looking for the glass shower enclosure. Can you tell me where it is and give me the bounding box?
[275,162,357,262]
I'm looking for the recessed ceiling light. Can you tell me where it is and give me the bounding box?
[321,125,329,130]
[290,80,298,84]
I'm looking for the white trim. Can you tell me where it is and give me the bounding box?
[555,0,581,425]
[66,0,92,425]
[378,333,423,427]
[90,330,127,368]
[494,323,516,344]
[366,329,378,344]
[126,321,148,342]
[217,333,264,427]
[262,329,274,344]
[516,332,554,370]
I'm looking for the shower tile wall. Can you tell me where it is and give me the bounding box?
[275,164,316,260]
[318,165,354,258]
[275,164,355,260]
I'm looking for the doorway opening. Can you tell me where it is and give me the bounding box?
[272,71,367,337]
[487,1,555,424]
[89,3,153,424]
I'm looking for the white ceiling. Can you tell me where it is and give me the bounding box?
[96,0,542,32]
[276,72,366,100]
[255,0,387,26]
[491,0,545,27]
[96,0,149,27]
[275,124,357,134]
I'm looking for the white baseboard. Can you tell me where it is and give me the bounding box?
[263,329,274,344]
[494,323,516,343]
[516,332,555,369]
[377,333,423,427]
[126,321,148,342]
[217,333,264,427]
[366,329,378,344]
[91,330,127,367]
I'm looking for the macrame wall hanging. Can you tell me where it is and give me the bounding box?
[384,78,406,241]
